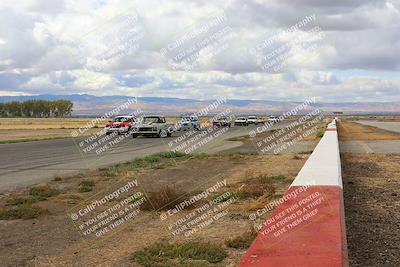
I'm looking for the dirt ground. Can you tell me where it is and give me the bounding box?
[339,119,400,266]
[342,154,400,267]
[0,152,307,267]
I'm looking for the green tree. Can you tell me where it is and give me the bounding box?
[0,99,73,118]
[53,100,73,117]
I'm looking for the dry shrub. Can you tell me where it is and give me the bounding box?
[29,184,59,200]
[235,174,276,201]
[225,229,258,249]
[141,186,183,211]
[53,174,62,181]
[243,195,275,211]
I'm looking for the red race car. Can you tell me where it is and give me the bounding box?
[105,116,136,135]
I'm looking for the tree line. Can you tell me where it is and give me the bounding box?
[0,99,73,117]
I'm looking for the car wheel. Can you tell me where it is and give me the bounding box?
[159,130,168,138]
[132,134,137,138]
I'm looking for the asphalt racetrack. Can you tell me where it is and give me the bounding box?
[0,122,291,192]
[356,120,400,133]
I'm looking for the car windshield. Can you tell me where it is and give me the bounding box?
[248,116,256,119]
[113,117,131,122]
[143,117,164,123]
[237,117,246,120]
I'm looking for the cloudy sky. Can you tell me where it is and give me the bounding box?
[0,0,399,102]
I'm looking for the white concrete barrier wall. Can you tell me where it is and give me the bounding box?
[291,118,343,188]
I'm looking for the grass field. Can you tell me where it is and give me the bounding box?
[0,118,105,130]
[0,118,107,143]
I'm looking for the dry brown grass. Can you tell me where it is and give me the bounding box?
[0,152,305,267]
[0,117,211,143]
[0,118,108,142]
[141,186,184,211]
[0,117,106,142]
[338,120,400,141]
[0,118,106,130]
[0,128,103,143]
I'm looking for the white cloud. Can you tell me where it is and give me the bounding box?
[0,0,399,102]
[0,90,35,96]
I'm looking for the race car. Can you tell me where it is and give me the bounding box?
[132,115,174,138]
[213,116,233,127]
[246,116,259,124]
[268,115,280,124]
[234,117,248,126]
[178,114,201,131]
[105,116,136,135]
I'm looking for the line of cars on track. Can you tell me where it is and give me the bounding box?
[213,115,279,127]
[105,114,280,138]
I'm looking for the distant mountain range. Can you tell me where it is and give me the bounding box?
[1,94,399,116]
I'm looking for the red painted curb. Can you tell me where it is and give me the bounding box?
[239,186,349,267]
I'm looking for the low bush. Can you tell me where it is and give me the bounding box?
[0,205,48,220]
[6,196,37,206]
[141,186,182,211]
[225,230,258,249]
[130,241,227,267]
[78,180,95,192]
[235,174,276,200]
[29,184,59,200]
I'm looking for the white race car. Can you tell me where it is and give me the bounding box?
[247,116,259,124]
[234,117,248,126]
[132,115,174,138]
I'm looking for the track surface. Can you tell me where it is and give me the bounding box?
[356,120,400,133]
[0,123,290,192]
[339,120,400,154]
[339,140,400,154]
